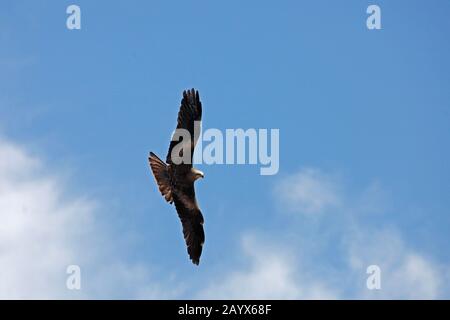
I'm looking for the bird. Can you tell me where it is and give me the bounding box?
[148,89,205,265]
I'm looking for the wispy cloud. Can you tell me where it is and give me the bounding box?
[0,138,93,298]
[274,168,341,215]
[271,167,449,299]
[346,228,444,299]
[197,234,338,299]
[0,136,447,299]
[0,137,172,299]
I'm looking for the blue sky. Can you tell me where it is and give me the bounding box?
[0,0,449,299]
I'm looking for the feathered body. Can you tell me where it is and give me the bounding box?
[149,89,205,265]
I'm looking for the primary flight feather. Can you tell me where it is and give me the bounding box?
[148,89,205,265]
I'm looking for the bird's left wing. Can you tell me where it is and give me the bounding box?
[166,89,202,167]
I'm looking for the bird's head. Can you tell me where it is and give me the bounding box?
[192,168,205,181]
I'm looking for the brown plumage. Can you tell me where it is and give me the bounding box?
[148,89,205,265]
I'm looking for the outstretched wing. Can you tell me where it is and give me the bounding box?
[166,88,202,168]
[172,182,205,265]
[149,89,205,265]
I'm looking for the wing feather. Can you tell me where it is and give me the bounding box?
[173,193,205,265]
[166,88,202,166]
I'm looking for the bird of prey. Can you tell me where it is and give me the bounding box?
[148,89,205,265]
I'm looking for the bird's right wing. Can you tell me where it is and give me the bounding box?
[166,89,202,168]
[172,184,205,265]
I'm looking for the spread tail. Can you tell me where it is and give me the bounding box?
[148,152,173,203]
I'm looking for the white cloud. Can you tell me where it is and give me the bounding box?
[270,167,449,299]
[275,168,341,215]
[347,228,443,299]
[0,137,168,299]
[198,234,338,299]
[1,137,446,300]
[391,254,441,299]
[0,138,92,298]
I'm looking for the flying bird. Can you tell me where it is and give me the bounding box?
[148,89,205,265]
